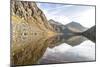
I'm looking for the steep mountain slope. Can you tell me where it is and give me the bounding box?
[82,25,96,42]
[48,19,65,33]
[11,1,57,65]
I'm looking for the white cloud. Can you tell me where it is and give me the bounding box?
[46,15,71,25]
[37,2,95,28]
[23,0,96,5]
[71,8,95,28]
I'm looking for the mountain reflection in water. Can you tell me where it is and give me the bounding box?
[29,35,95,64]
[12,33,95,65]
[37,34,95,64]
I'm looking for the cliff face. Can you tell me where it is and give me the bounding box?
[11,1,56,65]
[12,1,54,33]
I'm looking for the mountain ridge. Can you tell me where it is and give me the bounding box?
[48,19,88,34]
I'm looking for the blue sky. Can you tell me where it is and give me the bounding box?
[37,2,95,28]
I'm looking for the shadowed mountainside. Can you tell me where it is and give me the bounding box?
[82,25,96,42]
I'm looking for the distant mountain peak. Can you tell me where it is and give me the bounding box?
[49,19,63,25]
[67,21,84,27]
[49,19,55,22]
[65,21,88,33]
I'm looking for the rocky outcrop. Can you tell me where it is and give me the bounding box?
[82,25,96,42]
[11,1,56,65]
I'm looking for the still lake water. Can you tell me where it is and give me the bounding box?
[38,34,95,64]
